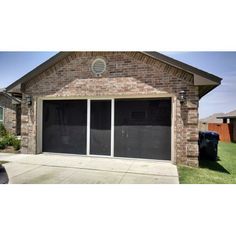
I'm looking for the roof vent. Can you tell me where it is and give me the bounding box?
[91,58,106,76]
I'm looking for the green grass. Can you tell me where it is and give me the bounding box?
[178,142,236,184]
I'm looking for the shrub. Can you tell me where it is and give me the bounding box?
[0,142,6,149]
[2,134,14,146]
[0,133,21,151]
[12,138,21,151]
[0,123,7,137]
[0,138,8,150]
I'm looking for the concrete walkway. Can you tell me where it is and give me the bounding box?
[0,153,179,184]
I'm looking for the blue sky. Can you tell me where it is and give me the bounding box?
[0,52,57,88]
[0,52,235,118]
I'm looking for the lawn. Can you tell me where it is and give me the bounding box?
[178,142,236,184]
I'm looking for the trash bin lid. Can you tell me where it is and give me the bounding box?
[200,131,219,141]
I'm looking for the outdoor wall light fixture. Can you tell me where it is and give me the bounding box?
[25,95,32,106]
[179,90,186,104]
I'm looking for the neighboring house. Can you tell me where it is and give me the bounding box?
[200,112,225,124]
[199,113,224,131]
[200,109,236,142]
[216,110,236,142]
[6,52,222,166]
[0,88,21,135]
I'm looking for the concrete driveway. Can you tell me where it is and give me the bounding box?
[0,153,179,184]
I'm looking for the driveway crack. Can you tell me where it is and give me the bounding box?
[118,160,135,184]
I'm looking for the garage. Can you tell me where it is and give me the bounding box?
[6,52,222,166]
[42,98,171,160]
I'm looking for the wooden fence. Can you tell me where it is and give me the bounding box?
[208,123,233,142]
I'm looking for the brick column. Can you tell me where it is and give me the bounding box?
[20,94,37,154]
[186,98,199,167]
[20,94,29,153]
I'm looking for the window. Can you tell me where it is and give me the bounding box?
[0,106,3,123]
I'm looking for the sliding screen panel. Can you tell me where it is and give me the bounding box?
[114,98,171,160]
[90,100,111,156]
[43,100,87,154]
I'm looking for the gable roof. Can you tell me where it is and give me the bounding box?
[144,52,222,84]
[200,112,225,124]
[217,110,236,119]
[6,52,222,98]
[6,52,71,92]
[0,88,21,104]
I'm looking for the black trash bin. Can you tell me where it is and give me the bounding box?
[199,131,219,161]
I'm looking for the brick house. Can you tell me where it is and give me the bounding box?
[6,52,222,166]
[0,88,21,135]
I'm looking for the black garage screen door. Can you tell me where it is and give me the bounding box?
[90,100,111,155]
[114,98,171,160]
[43,100,87,154]
[42,98,171,160]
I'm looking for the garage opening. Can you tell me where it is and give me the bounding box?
[42,98,171,160]
[114,98,171,160]
[90,100,111,155]
[43,100,87,154]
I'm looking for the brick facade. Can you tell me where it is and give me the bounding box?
[20,52,199,166]
[0,94,17,135]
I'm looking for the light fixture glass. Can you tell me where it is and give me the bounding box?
[25,95,32,106]
[179,90,186,104]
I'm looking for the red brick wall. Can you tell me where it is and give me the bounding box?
[21,52,199,166]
